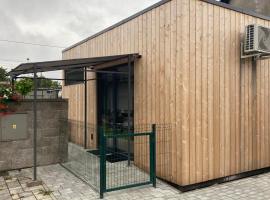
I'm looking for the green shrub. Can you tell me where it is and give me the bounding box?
[15,78,33,98]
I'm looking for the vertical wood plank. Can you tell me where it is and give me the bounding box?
[239,13,245,172]
[207,3,214,180]
[164,1,171,179]
[230,10,237,174]
[154,8,162,175]
[176,0,182,184]
[181,0,190,185]
[224,9,231,176]
[151,11,156,125]
[219,7,225,177]
[195,0,203,183]
[170,0,177,181]
[159,4,166,177]
[189,0,196,184]
[213,5,220,178]
[201,1,209,181]
[141,12,147,169]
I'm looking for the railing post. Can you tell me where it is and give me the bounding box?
[33,64,37,181]
[150,124,156,188]
[99,127,106,198]
[84,66,88,149]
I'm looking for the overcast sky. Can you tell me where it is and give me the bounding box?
[0,0,160,78]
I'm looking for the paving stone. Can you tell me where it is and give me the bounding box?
[18,191,34,198]
[20,196,37,200]
[0,193,12,200]
[3,164,270,199]
[11,194,20,200]
[9,187,24,195]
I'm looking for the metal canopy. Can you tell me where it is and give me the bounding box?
[8,53,140,183]
[9,53,140,77]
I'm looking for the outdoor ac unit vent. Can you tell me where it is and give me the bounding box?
[244,24,270,55]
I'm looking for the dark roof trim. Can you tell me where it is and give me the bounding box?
[203,0,270,21]
[9,54,140,77]
[63,0,172,52]
[63,0,270,53]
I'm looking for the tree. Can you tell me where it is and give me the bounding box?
[15,78,33,98]
[0,67,8,81]
[51,81,61,89]
[37,76,61,89]
[14,76,61,98]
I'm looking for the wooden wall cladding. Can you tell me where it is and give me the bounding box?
[61,72,97,149]
[62,0,270,186]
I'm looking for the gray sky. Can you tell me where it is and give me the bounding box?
[0,0,160,78]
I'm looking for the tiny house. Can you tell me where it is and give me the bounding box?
[62,0,270,188]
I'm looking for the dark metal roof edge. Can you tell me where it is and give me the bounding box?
[8,53,140,76]
[203,0,270,21]
[62,0,172,53]
[63,0,270,53]
[16,53,136,68]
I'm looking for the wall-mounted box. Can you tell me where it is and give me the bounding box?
[0,114,28,141]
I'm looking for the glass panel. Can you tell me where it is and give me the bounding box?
[64,68,84,85]
[97,64,134,153]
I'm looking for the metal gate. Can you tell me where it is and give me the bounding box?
[99,124,156,198]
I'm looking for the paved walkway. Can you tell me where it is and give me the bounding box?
[0,171,56,200]
[2,164,270,199]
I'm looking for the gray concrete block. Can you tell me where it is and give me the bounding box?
[11,149,33,169]
[12,139,33,149]
[0,161,11,171]
[41,128,59,137]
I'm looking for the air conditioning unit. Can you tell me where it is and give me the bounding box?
[244,24,270,55]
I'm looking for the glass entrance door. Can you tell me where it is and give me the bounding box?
[97,64,134,154]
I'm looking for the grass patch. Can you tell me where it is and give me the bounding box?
[38,189,53,196]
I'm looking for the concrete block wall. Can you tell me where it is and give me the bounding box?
[0,99,68,172]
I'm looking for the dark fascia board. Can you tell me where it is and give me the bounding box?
[9,54,140,77]
[63,0,270,53]
[202,0,270,21]
[63,0,172,53]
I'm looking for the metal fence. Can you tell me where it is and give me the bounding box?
[59,122,172,198]
[99,124,157,198]
[59,121,100,191]
[61,142,100,191]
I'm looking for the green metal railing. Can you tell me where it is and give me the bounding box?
[59,121,166,199]
[99,124,157,198]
